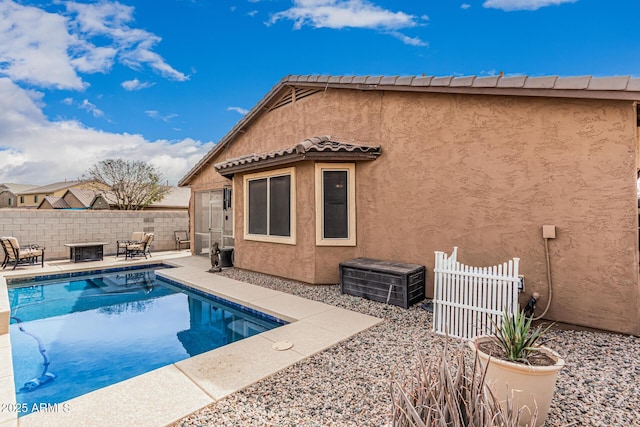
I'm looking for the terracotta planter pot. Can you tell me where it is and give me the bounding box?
[468,336,565,427]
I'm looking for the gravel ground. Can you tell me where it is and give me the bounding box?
[172,269,640,427]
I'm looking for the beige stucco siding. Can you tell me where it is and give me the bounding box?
[188,88,640,334]
[356,92,639,334]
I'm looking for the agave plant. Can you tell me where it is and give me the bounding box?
[491,308,553,362]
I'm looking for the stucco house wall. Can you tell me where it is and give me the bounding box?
[0,191,16,208]
[183,79,640,335]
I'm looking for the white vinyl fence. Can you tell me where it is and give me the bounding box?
[432,247,520,340]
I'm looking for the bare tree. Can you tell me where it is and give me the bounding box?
[85,159,170,210]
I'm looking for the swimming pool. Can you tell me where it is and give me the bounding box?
[7,266,286,416]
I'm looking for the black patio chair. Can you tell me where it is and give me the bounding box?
[125,233,154,260]
[116,231,145,257]
[1,236,45,270]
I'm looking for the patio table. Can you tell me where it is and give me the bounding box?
[64,242,109,262]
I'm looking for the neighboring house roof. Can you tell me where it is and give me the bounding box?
[39,196,71,209]
[90,187,190,209]
[149,187,191,208]
[0,183,38,194]
[179,74,640,186]
[215,136,382,177]
[89,193,115,209]
[18,180,82,195]
[64,188,97,207]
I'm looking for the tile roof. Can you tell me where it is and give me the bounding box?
[214,136,381,177]
[179,74,640,186]
[284,74,640,94]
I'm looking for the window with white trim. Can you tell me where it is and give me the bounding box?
[244,167,296,244]
[315,163,356,246]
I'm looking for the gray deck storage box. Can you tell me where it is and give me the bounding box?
[339,258,426,308]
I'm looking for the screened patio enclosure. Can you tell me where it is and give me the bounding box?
[194,189,234,256]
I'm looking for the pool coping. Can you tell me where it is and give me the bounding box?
[0,254,382,427]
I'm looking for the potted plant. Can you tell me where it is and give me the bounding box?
[392,340,537,426]
[468,309,565,427]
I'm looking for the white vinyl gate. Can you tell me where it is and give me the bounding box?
[432,247,520,340]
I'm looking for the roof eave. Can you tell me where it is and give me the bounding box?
[215,151,380,178]
[289,80,640,101]
[178,77,294,186]
[216,152,305,178]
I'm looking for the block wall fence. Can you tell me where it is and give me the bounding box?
[0,209,188,260]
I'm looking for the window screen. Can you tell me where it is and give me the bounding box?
[269,175,291,236]
[248,178,267,235]
[247,174,291,237]
[323,170,348,239]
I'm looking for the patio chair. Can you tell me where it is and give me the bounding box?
[116,232,146,257]
[174,230,190,250]
[1,236,45,270]
[125,233,154,260]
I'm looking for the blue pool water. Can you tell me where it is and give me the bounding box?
[7,266,286,416]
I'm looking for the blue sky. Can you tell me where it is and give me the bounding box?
[1,0,638,185]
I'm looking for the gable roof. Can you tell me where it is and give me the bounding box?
[178,73,640,186]
[39,196,71,209]
[215,136,381,178]
[18,180,82,195]
[64,188,97,208]
[90,193,116,208]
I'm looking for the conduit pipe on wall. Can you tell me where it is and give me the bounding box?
[533,235,554,321]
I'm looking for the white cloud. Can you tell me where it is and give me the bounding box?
[483,0,577,11]
[269,0,426,46]
[461,3,471,9]
[80,99,104,117]
[270,0,419,30]
[0,0,187,90]
[66,1,188,81]
[227,106,249,115]
[389,31,428,47]
[248,10,259,17]
[0,78,213,185]
[0,1,84,89]
[121,78,155,91]
[145,110,178,123]
[62,97,74,106]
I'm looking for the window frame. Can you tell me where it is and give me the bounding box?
[243,167,296,245]
[315,163,356,246]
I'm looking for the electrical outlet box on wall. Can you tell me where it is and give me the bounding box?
[542,225,556,239]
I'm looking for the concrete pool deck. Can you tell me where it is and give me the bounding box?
[0,252,382,427]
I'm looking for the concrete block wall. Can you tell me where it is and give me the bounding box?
[0,209,188,260]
